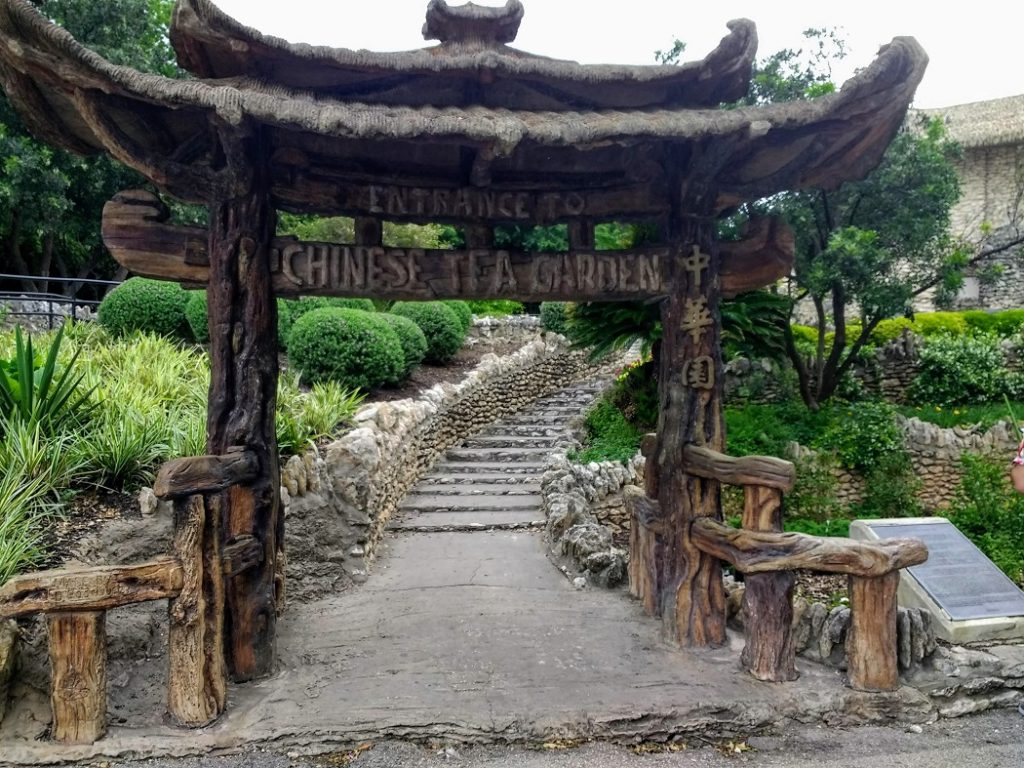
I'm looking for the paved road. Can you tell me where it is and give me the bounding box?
[111,709,1024,768]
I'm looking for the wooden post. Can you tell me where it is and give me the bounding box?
[739,485,798,682]
[207,123,280,681]
[48,611,106,744]
[847,571,901,691]
[647,191,727,646]
[167,494,227,726]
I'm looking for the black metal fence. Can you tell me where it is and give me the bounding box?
[0,273,121,330]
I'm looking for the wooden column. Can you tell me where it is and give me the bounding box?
[167,494,227,726]
[207,124,280,681]
[739,485,798,681]
[646,190,727,646]
[847,571,901,691]
[48,612,106,744]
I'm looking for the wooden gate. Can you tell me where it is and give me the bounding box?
[0,0,931,743]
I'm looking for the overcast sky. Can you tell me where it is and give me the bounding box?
[212,0,1023,109]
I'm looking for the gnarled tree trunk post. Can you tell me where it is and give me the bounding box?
[206,123,281,682]
[739,485,798,681]
[645,171,727,646]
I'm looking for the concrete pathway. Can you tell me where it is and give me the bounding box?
[0,379,947,764]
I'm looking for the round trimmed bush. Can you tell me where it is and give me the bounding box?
[444,300,473,332]
[184,290,209,343]
[374,313,427,382]
[98,277,190,338]
[287,308,404,391]
[539,301,569,335]
[390,301,465,364]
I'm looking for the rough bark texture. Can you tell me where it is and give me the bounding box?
[691,519,928,576]
[847,571,901,692]
[625,487,661,614]
[206,125,280,682]
[167,494,227,727]
[683,445,795,492]
[0,560,182,618]
[646,175,727,646]
[155,448,259,500]
[739,486,798,682]
[48,611,106,744]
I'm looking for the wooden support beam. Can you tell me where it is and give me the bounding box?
[168,495,227,727]
[683,445,795,492]
[102,191,791,302]
[647,210,727,647]
[739,486,798,682]
[48,611,106,744]
[847,571,900,692]
[718,216,794,298]
[624,486,663,614]
[0,560,183,618]
[568,220,595,251]
[206,125,281,682]
[222,535,263,578]
[154,448,260,500]
[691,518,928,577]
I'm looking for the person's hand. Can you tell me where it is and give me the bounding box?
[1010,462,1024,493]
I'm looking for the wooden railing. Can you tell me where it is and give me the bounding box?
[628,442,927,692]
[0,449,261,744]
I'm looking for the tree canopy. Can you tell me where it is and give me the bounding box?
[0,0,177,294]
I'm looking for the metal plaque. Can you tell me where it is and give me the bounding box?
[864,519,1024,621]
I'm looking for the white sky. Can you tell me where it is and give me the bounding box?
[213,0,1024,109]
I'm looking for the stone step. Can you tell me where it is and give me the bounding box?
[475,424,568,437]
[461,436,561,449]
[389,511,545,531]
[408,482,542,496]
[445,447,555,462]
[419,472,542,484]
[427,461,548,474]
[499,409,587,424]
[398,494,541,513]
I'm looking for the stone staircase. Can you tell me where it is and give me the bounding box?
[391,379,608,533]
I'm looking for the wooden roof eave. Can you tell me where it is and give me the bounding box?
[169,0,757,109]
[0,0,927,211]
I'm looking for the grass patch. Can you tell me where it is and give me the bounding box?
[896,401,1023,431]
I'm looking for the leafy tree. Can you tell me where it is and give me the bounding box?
[0,0,178,294]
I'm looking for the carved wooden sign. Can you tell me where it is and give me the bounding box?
[103,191,794,301]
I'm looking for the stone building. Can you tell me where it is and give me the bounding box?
[917,94,1024,310]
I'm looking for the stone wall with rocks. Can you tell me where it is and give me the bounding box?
[1,298,96,332]
[283,335,594,599]
[542,454,643,587]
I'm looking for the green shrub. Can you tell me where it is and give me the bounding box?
[725,401,837,459]
[390,302,465,364]
[184,290,209,343]
[815,401,903,471]
[854,452,922,519]
[869,317,913,345]
[0,325,93,438]
[907,333,1007,406]
[574,398,643,464]
[784,452,844,525]
[98,277,190,338]
[444,300,473,332]
[962,310,999,335]
[276,375,364,455]
[287,307,404,390]
[540,302,569,335]
[946,453,1024,585]
[911,311,967,337]
[611,358,658,430]
[993,309,1024,337]
[281,297,375,347]
[374,313,427,381]
[467,300,524,317]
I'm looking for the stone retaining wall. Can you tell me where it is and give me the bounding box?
[283,334,594,598]
[1,298,95,332]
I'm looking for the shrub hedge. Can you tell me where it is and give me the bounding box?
[98,277,190,339]
[370,312,427,383]
[390,301,465,364]
[444,300,473,332]
[539,302,569,335]
[287,307,404,391]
